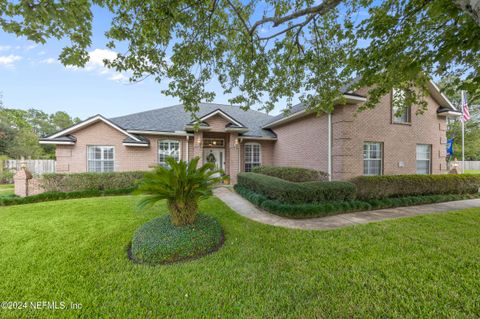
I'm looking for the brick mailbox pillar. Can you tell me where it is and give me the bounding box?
[13,167,33,197]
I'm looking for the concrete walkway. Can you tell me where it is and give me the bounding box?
[214,187,480,230]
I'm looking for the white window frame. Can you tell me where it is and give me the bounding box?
[244,142,261,172]
[416,144,432,174]
[87,145,115,172]
[363,142,383,176]
[158,140,181,167]
[392,88,411,124]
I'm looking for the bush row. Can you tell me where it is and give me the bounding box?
[234,185,480,219]
[41,171,146,192]
[252,166,328,182]
[237,172,356,203]
[0,187,135,206]
[351,174,480,200]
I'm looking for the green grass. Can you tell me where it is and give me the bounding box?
[0,196,480,318]
[0,184,13,196]
[465,170,480,174]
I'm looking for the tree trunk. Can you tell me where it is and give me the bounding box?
[168,200,198,226]
[454,0,480,26]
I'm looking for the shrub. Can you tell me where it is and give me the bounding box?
[252,165,328,182]
[41,171,146,193]
[131,214,223,265]
[0,170,14,184]
[0,187,135,206]
[234,184,480,219]
[136,157,223,226]
[351,174,480,200]
[237,172,356,203]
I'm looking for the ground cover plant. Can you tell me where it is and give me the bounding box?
[131,214,223,265]
[0,196,480,318]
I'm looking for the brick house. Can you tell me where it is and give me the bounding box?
[39,81,459,183]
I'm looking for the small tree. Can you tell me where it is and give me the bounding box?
[136,157,224,226]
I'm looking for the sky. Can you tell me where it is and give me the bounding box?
[0,6,263,120]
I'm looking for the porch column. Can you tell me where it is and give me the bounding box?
[228,133,240,184]
[193,131,203,165]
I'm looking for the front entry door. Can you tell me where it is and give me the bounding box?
[203,148,225,171]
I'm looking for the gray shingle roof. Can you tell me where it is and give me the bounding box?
[264,102,309,126]
[109,103,276,138]
[39,134,77,142]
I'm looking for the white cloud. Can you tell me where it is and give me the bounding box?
[67,48,130,83]
[85,48,118,71]
[0,55,22,67]
[109,73,129,82]
[0,45,12,52]
[25,44,38,51]
[40,57,58,65]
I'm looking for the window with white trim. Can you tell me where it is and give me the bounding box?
[244,143,261,172]
[392,88,411,123]
[87,146,114,172]
[416,144,432,174]
[363,142,383,176]
[158,140,181,167]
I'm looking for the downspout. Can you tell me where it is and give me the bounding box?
[328,112,332,181]
[185,136,189,161]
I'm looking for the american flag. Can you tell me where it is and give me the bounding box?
[462,91,471,122]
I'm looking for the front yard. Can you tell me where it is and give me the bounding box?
[1,196,480,318]
[0,184,13,197]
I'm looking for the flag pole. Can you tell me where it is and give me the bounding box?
[461,90,465,174]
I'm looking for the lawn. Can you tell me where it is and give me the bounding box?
[1,196,480,318]
[0,184,13,197]
[465,170,480,174]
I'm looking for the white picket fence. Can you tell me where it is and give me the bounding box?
[4,160,56,176]
[457,161,480,171]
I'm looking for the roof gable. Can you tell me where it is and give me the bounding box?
[109,103,276,138]
[45,115,142,143]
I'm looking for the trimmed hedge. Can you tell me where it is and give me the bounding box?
[41,171,146,193]
[237,172,356,203]
[131,214,223,265]
[252,166,328,182]
[0,187,135,206]
[234,184,480,219]
[351,174,480,200]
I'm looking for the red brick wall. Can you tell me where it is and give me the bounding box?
[56,121,191,173]
[271,114,329,173]
[268,90,448,180]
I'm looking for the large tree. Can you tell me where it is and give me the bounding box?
[0,106,80,158]
[0,0,479,116]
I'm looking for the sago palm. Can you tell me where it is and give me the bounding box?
[136,157,224,226]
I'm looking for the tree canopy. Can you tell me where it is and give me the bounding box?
[0,0,479,116]
[0,105,80,159]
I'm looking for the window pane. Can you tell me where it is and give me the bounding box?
[244,143,261,171]
[416,144,431,174]
[87,146,115,172]
[392,89,410,123]
[158,140,181,165]
[363,142,382,176]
